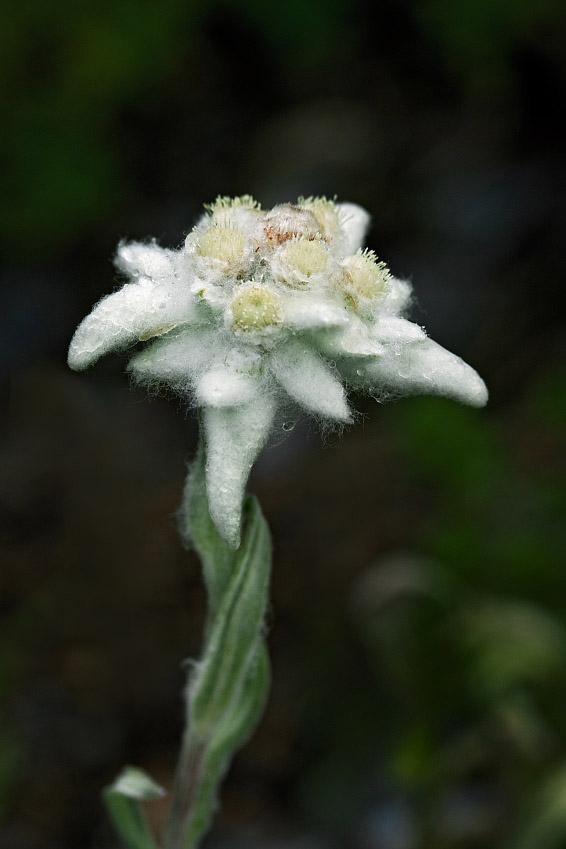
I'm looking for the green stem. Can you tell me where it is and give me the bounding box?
[163,734,208,849]
[163,433,272,849]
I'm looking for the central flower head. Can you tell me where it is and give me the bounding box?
[183,195,392,342]
[264,203,321,245]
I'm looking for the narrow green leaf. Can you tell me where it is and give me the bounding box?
[103,766,165,849]
[189,495,271,733]
[179,641,270,849]
[179,437,236,623]
[210,640,270,756]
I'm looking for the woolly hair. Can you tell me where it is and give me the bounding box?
[68,195,487,545]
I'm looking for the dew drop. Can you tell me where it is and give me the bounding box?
[282,420,296,432]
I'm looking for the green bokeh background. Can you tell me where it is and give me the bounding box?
[2,1,565,847]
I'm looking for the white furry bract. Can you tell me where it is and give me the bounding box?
[68,195,487,547]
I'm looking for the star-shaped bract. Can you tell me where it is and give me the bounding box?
[68,196,487,547]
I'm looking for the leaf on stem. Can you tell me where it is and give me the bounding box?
[103,766,165,849]
[189,494,271,734]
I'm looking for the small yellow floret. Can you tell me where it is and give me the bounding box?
[298,196,340,240]
[196,225,246,266]
[282,237,328,280]
[342,249,391,304]
[231,283,283,331]
[204,195,261,213]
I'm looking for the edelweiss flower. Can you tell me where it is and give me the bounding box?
[68,195,487,547]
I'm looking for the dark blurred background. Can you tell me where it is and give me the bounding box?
[2,1,566,847]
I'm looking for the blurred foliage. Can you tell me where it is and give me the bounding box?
[7,0,565,257]
[416,0,566,97]
[0,0,352,258]
[0,0,200,254]
[226,0,352,60]
[0,729,21,820]
[507,763,566,849]
[394,388,565,599]
[296,372,566,847]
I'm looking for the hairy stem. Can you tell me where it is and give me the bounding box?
[162,432,271,849]
[163,733,208,849]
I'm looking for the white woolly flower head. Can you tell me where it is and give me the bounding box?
[68,195,488,548]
